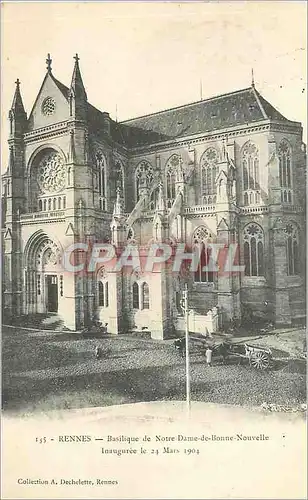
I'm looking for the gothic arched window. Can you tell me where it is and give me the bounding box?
[242,142,260,205]
[97,266,109,307]
[165,155,182,208]
[105,282,109,307]
[98,281,104,306]
[278,140,292,204]
[200,147,218,204]
[133,282,139,309]
[95,150,107,211]
[285,223,299,275]
[127,228,134,241]
[243,223,264,276]
[68,167,72,186]
[135,161,153,201]
[98,280,109,307]
[192,226,214,283]
[142,282,150,309]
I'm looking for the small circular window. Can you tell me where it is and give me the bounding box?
[42,97,56,116]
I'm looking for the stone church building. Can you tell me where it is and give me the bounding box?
[2,55,306,337]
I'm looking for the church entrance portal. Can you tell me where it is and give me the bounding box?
[46,275,58,312]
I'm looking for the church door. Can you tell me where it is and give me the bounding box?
[46,275,58,312]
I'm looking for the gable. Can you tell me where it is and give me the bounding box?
[215,169,228,184]
[217,218,229,231]
[27,73,70,131]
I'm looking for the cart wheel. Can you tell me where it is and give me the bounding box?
[249,351,270,370]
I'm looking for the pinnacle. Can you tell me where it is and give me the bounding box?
[11,78,26,115]
[70,53,87,99]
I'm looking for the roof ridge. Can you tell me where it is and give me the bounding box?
[51,74,69,99]
[251,86,268,119]
[120,87,253,124]
[254,88,289,122]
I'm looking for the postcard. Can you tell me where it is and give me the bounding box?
[1,2,307,499]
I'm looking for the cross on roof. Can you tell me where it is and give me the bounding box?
[46,53,52,72]
[251,68,255,87]
[15,78,20,88]
[74,53,80,63]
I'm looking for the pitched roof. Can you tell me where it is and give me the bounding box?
[117,86,291,148]
[254,89,289,121]
[28,69,296,148]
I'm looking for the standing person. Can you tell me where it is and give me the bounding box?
[205,346,213,367]
[95,345,102,359]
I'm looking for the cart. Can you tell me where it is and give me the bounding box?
[224,342,273,370]
[174,336,273,370]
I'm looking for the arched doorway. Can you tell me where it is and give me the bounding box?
[23,232,63,315]
[40,243,61,313]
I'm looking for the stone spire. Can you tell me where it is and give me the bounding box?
[71,54,87,99]
[11,79,26,114]
[69,54,87,120]
[9,79,27,137]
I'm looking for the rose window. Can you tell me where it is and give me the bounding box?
[205,148,218,162]
[37,152,66,194]
[193,226,211,244]
[170,155,180,167]
[42,97,56,116]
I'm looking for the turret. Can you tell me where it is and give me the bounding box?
[2,82,26,319]
[4,79,27,215]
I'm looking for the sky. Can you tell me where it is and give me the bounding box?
[1,1,307,169]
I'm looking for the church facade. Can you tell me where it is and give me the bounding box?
[2,55,306,337]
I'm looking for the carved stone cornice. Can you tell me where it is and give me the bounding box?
[23,121,68,143]
[269,122,302,134]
